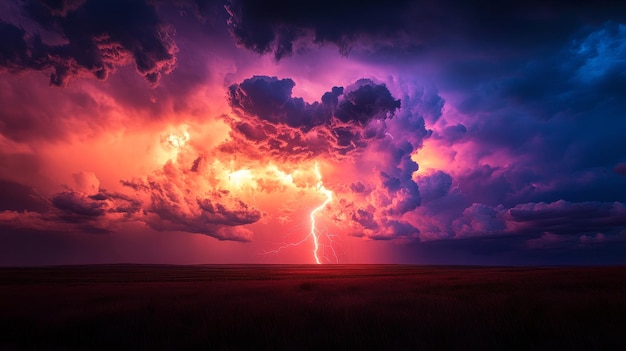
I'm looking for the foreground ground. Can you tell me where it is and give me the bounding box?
[1,265,625,350]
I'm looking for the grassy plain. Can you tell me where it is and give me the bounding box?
[1,265,625,350]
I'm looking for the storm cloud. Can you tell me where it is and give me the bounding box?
[227,76,402,159]
[121,159,262,242]
[226,0,626,59]
[0,0,177,86]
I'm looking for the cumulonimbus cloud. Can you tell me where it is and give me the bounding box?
[226,75,402,159]
[226,75,431,241]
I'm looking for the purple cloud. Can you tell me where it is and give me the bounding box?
[0,0,177,86]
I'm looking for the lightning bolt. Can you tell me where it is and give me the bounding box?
[262,162,338,264]
[310,162,333,264]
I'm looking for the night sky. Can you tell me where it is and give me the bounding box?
[1,0,626,265]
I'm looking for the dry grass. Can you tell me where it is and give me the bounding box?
[1,265,625,350]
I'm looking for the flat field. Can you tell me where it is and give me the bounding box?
[1,265,625,350]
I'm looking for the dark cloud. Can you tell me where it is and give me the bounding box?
[48,187,141,227]
[417,171,452,204]
[196,197,262,226]
[229,75,401,131]
[615,163,626,176]
[455,165,514,207]
[0,0,177,86]
[377,140,421,216]
[411,87,446,125]
[348,203,420,240]
[387,91,434,147]
[434,124,467,145]
[226,0,626,60]
[0,179,49,212]
[227,76,401,159]
[0,21,46,72]
[351,207,377,231]
[385,220,420,239]
[52,191,107,218]
[36,0,85,17]
[228,75,337,129]
[507,200,626,235]
[335,79,400,125]
[0,184,141,235]
[224,0,434,59]
[526,232,577,250]
[349,182,367,194]
[453,203,506,238]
